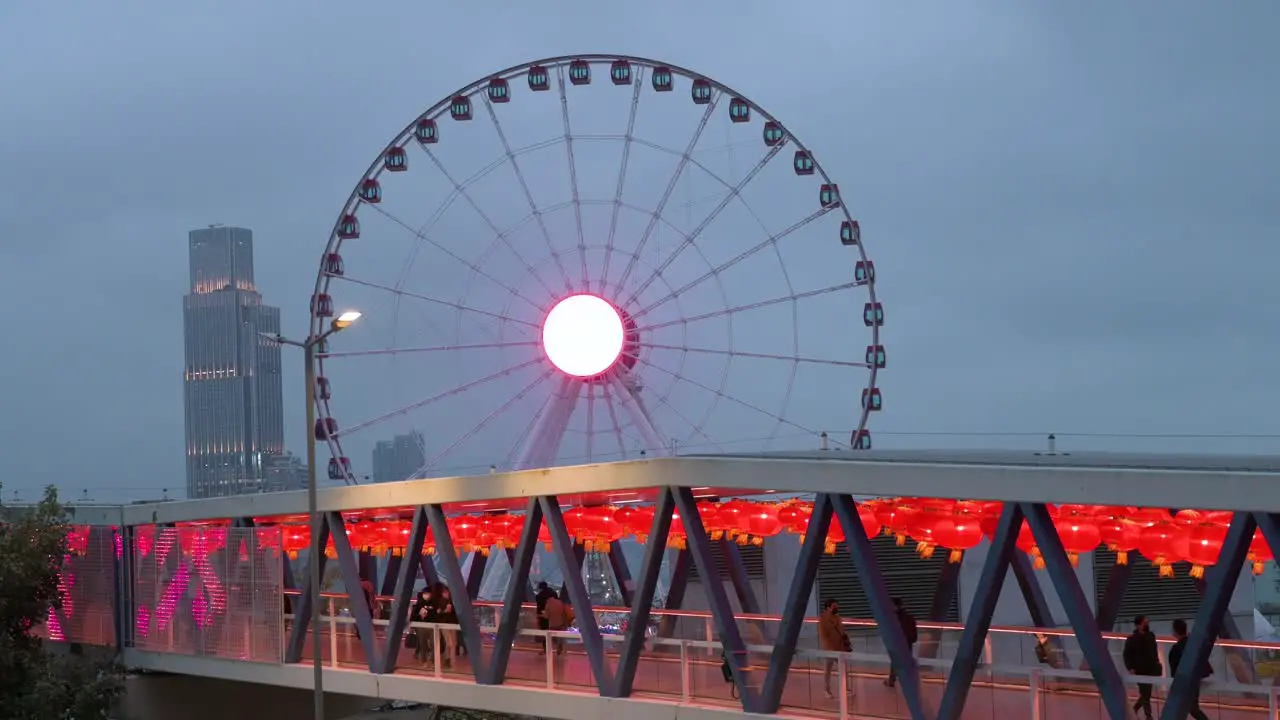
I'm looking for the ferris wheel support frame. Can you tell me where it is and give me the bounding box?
[514,374,579,470]
[608,371,669,458]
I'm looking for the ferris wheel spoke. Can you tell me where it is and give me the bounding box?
[368,204,546,316]
[599,377,628,460]
[646,388,726,454]
[637,342,869,369]
[318,340,539,359]
[628,353,819,439]
[635,281,860,333]
[336,358,543,438]
[418,146,559,301]
[412,367,557,477]
[623,139,787,308]
[599,65,646,298]
[632,206,834,321]
[555,65,590,291]
[336,276,539,332]
[482,103,574,293]
[613,91,722,296]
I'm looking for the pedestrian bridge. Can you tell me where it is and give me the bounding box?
[49,450,1280,719]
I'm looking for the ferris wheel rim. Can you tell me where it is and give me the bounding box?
[311,54,882,484]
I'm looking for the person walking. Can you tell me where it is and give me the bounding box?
[1168,618,1212,720]
[435,585,459,668]
[884,598,917,688]
[818,599,853,699]
[1123,614,1162,719]
[409,587,435,664]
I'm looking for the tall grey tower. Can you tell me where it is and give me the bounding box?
[182,226,285,498]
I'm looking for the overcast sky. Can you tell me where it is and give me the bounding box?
[1,2,1276,503]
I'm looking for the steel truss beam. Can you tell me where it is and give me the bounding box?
[830,493,929,720]
[673,486,759,712]
[1022,503,1128,720]
[381,506,429,674]
[657,549,690,639]
[760,493,832,712]
[1095,559,1132,632]
[1161,512,1256,720]
[489,500,543,684]
[917,558,961,660]
[329,511,381,669]
[425,504,487,679]
[541,496,614,693]
[607,545,635,607]
[938,502,1021,720]
[612,488,674,697]
[285,517,330,664]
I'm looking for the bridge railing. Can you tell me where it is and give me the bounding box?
[269,605,1280,720]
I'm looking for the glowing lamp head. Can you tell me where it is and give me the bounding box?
[542,294,625,378]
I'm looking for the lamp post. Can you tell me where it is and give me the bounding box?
[264,309,360,720]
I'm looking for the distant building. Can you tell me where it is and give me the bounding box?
[263,453,308,493]
[372,432,425,483]
[182,225,285,499]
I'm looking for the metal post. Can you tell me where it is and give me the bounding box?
[305,341,324,720]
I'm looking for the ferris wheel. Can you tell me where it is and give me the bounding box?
[309,55,884,484]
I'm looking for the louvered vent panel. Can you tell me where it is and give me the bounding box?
[816,536,958,622]
[1094,548,1201,623]
[687,542,766,582]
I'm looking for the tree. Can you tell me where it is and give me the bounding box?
[0,483,126,719]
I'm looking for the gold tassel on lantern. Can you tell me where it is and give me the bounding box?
[751,536,764,547]
[824,541,836,555]
[1116,550,1130,565]
[710,530,724,541]
[948,549,964,564]
[736,534,749,546]
[895,533,907,547]
[1190,564,1205,579]
[1032,549,1045,570]
[1254,561,1266,575]
[1067,552,1079,568]
[916,542,936,559]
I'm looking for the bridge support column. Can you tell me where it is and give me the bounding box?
[612,488,674,697]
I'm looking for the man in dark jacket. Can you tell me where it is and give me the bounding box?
[1168,618,1212,720]
[884,598,918,688]
[1123,615,1161,719]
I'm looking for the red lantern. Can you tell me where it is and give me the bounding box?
[668,510,687,550]
[721,499,755,544]
[777,502,810,534]
[933,501,985,563]
[1176,510,1230,579]
[1137,513,1178,578]
[699,502,727,541]
[875,501,917,546]
[1056,504,1102,567]
[1250,530,1274,575]
[1097,507,1142,565]
[450,515,481,552]
[630,507,657,543]
[907,498,954,559]
[745,504,783,545]
[824,516,845,555]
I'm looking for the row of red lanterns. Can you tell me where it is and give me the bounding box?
[139,500,1275,580]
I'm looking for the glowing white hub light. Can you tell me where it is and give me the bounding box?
[542,294,625,378]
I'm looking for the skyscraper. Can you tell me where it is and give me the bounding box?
[372,432,426,483]
[183,225,285,499]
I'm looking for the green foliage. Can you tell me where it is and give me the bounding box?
[0,483,126,719]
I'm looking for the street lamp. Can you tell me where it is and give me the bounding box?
[264,308,360,720]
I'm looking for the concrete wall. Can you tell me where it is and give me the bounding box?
[121,674,378,720]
